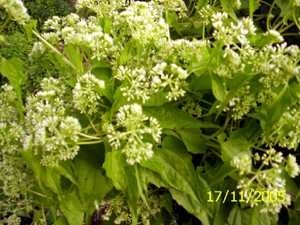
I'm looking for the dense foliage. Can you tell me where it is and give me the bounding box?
[1,0,300,225]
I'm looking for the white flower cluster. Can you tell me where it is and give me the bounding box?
[154,0,187,18]
[231,152,252,175]
[285,155,300,178]
[213,46,243,78]
[161,39,209,67]
[0,85,19,126]
[211,12,256,45]
[33,13,115,60]
[76,0,125,18]
[225,84,256,120]
[73,72,105,115]
[256,43,300,88]
[0,0,30,24]
[5,214,21,225]
[197,5,215,25]
[266,105,300,149]
[24,78,81,167]
[234,148,299,213]
[116,63,189,103]
[113,1,170,46]
[104,103,161,165]
[0,85,33,221]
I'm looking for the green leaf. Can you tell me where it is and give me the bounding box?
[23,20,37,41]
[144,104,219,129]
[177,128,207,154]
[52,217,68,225]
[195,0,209,9]
[162,135,186,152]
[141,147,210,225]
[228,206,278,225]
[252,85,291,135]
[0,57,26,114]
[219,120,259,162]
[220,0,238,20]
[211,75,226,102]
[74,150,113,214]
[22,149,61,194]
[60,190,84,225]
[103,151,128,190]
[64,45,84,74]
[289,209,300,225]
[103,151,141,225]
[92,67,114,101]
[275,0,294,22]
[143,92,169,107]
[199,163,235,186]
[189,74,212,91]
[249,0,260,18]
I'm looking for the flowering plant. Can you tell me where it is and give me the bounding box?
[1,0,300,225]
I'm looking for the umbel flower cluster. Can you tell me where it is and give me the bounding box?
[104,103,161,165]
[24,78,81,167]
[231,148,299,213]
[0,85,33,221]
[116,63,189,102]
[32,13,115,61]
[0,0,30,24]
[73,72,106,115]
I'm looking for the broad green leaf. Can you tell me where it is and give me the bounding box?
[189,74,212,91]
[55,163,77,186]
[219,132,251,162]
[92,67,114,101]
[22,149,60,194]
[0,57,26,114]
[162,135,186,152]
[199,163,236,186]
[289,209,300,225]
[144,104,219,129]
[103,151,128,190]
[103,151,141,225]
[143,92,169,106]
[219,120,259,162]
[177,128,207,154]
[169,188,210,225]
[141,147,210,224]
[249,32,284,47]
[275,0,294,22]
[41,168,62,194]
[228,206,278,225]
[23,20,37,41]
[240,0,260,13]
[73,149,113,214]
[52,217,68,225]
[195,0,209,9]
[211,75,226,102]
[220,0,238,20]
[252,85,291,135]
[60,190,84,225]
[64,45,84,74]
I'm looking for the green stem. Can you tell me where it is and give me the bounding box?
[79,132,101,140]
[32,30,76,70]
[78,140,103,145]
[278,22,295,33]
[266,1,276,30]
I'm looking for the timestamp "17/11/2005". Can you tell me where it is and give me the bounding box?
[207,190,287,204]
